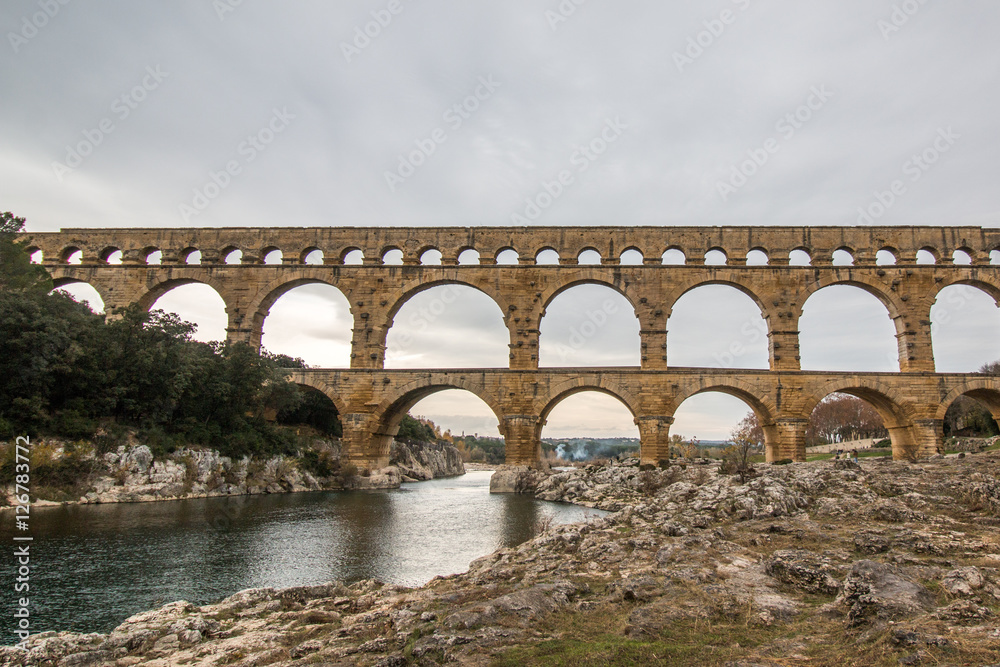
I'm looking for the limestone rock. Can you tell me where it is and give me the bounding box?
[765,549,841,595]
[836,560,934,625]
[489,465,547,494]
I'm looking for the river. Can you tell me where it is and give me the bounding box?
[1,471,603,643]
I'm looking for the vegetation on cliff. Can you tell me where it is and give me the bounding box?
[1,212,350,459]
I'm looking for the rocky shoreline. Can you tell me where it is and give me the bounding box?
[2,439,466,509]
[4,451,1000,665]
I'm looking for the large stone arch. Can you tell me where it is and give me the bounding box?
[795,276,904,322]
[384,277,510,327]
[245,276,354,352]
[379,278,511,367]
[663,277,770,318]
[365,377,505,465]
[537,378,641,422]
[666,378,778,423]
[798,378,912,426]
[929,277,1000,305]
[535,380,641,464]
[798,378,924,459]
[50,276,113,310]
[284,374,350,417]
[795,278,910,372]
[927,278,1000,373]
[537,278,642,368]
[935,379,1000,423]
[665,378,782,461]
[134,275,232,313]
[663,279,774,370]
[539,276,640,314]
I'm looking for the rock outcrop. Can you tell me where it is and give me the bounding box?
[4,452,1000,665]
[3,438,465,505]
[343,440,465,490]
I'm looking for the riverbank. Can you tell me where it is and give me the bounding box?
[1,438,465,509]
[5,450,999,665]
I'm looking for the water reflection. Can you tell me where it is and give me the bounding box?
[0,471,603,642]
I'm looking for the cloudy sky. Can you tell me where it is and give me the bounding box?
[4,1,999,439]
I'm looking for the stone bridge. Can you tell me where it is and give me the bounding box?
[20,225,1000,468]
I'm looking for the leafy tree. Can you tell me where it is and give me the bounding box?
[0,290,105,436]
[0,211,51,293]
[806,394,887,445]
[100,305,198,425]
[276,386,341,437]
[397,414,439,442]
[730,412,764,450]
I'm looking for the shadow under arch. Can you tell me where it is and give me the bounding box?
[283,373,350,416]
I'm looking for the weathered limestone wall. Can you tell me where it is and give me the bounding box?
[20,225,1000,468]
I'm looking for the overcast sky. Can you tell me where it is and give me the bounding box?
[4,1,999,439]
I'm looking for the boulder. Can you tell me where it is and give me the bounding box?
[835,560,935,625]
[941,566,985,596]
[489,466,548,494]
[765,549,841,595]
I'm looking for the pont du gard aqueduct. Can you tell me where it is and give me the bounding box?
[20,225,1000,470]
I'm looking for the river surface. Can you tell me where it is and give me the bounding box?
[1,471,603,643]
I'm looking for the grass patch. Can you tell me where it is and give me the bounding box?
[494,634,719,666]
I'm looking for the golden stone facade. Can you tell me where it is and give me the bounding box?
[22,225,1000,469]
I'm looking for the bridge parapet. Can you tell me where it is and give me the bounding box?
[22,225,1000,269]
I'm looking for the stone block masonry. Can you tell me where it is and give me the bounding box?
[21,225,1000,468]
